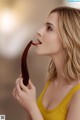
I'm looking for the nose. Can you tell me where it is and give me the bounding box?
[36,31,41,38]
[36,27,44,38]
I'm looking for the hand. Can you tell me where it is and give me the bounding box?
[12,74,37,112]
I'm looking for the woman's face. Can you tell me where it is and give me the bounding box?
[35,12,64,57]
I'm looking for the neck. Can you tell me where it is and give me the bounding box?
[50,50,67,86]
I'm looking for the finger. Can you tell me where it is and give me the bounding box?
[15,76,23,85]
[12,88,17,99]
[16,81,22,96]
[19,78,29,92]
[12,88,20,101]
[15,78,20,85]
[15,74,22,85]
[28,79,35,89]
[19,73,22,78]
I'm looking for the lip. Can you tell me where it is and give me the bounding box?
[38,39,42,44]
[32,39,42,46]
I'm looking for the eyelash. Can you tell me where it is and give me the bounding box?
[46,26,53,31]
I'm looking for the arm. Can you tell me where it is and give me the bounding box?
[29,104,44,120]
[66,90,80,120]
[26,104,44,120]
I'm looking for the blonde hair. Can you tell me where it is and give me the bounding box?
[47,6,80,83]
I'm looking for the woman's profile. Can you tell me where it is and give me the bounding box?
[12,6,80,120]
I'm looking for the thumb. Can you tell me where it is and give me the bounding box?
[28,79,35,89]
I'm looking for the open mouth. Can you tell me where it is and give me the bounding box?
[32,39,42,46]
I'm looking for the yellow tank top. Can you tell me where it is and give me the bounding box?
[37,79,80,120]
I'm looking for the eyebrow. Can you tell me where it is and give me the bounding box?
[45,22,55,27]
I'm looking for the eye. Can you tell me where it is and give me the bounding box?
[46,25,53,31]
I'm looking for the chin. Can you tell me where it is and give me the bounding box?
[35,47,54,56]
[35,50,50,56]
[36,51,45,56]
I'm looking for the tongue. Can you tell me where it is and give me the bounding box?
[32,42,40,46]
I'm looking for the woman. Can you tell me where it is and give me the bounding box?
[12,6,80,120]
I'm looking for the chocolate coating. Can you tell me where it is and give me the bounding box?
[21,40,32,86]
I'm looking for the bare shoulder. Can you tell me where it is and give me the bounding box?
[66,82,80,120]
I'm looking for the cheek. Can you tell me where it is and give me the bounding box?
[45,34,63,52]
[36,32,63,56]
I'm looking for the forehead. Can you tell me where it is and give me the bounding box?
[46,12,58,28]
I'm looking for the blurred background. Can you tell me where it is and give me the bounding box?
[0,0,80,120]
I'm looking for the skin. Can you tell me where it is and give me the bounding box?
[12,75,43,120]
[12,12,80,120]
[36,12,67,85]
